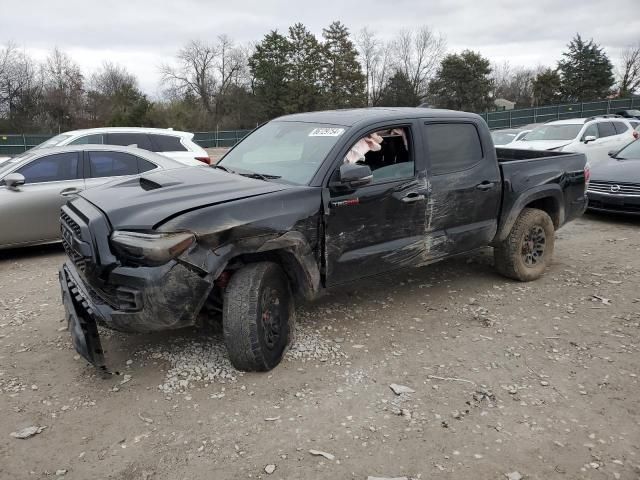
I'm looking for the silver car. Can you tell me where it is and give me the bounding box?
[0,145,185,250]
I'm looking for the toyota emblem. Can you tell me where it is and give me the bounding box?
[610,184,621,193]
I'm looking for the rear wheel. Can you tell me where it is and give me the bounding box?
[223,262,294,371]
[494,208,555,281]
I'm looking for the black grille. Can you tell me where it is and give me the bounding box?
[60,211,86,272]
[60,211,81,236]
[589,199,640,213]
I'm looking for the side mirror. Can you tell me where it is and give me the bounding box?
[336,163,373,188]
[4,173,25,189]
[608,150,617,158]
[583,135,597,144]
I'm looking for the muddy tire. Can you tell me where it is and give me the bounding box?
[494,208,555,282]
[223,262,294,371]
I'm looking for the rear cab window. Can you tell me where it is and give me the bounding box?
[422,123,483,175]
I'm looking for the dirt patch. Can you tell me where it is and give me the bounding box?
[1,214,639,479]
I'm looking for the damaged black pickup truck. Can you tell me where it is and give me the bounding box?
[59,107,588,372]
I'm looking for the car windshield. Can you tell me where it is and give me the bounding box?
[218,121,346,185]
[625,110,640,116]
[491,131,519,145]
[523,124,582,141]
[32,134,72,149]
[0,152,33,176]
[615,140,640,160]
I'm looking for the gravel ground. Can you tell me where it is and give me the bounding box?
[1,212,639,480]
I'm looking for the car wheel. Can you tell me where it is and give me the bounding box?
[223,262,294,371]
[494,208,555,282]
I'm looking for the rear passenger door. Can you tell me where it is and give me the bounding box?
[83,151,158,189]
[421,122,501,256]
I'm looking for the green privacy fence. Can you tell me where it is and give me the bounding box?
[480,97,640,130]
[0,129,253,156]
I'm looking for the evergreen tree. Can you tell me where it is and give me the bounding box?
[248,30,291,119]
[285,23,326,113]
[558,34,614,101]
[378,70,421,107]
[428,50,493,112]
[532,68,562,106]
[321,21,366,109]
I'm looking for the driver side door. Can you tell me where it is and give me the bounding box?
[325,122,429,286]
[0,152,84,246]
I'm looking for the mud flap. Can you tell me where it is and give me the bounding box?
[59,268,106,370]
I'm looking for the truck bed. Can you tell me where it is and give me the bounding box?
[496,147,578,163]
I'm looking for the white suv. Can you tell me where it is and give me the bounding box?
[509,116,638,164]
[32,127,210,167]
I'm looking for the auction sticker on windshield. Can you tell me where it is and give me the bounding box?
[309,128,345,137]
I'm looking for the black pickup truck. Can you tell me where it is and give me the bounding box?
[59,108,588,372]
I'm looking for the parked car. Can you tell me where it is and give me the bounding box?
[615,109,640,120]
[491,128,531,146]
[586,139,640,215]
[0,145,185,250]
[509,116,638,163]
[32,127,210,166]
[59,107,587,372]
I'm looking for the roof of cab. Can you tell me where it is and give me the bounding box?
[59,127,192,137]
[273,107,481,127]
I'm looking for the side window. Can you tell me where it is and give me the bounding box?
[581,123,598,140]
[16,152,79,184]
[423,123,483,175]
[107,133,153,151]
[137,158,157,173]
[612,122,629,134]
[88,151,140,178]
[597,122,616,138]
[149,134,188,152]
[69,134,104,145]
[343,127,413,182]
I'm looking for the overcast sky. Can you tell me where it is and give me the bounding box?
[3,0,639,96]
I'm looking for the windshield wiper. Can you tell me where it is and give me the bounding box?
[212,164,235,173]
[238,171,282,180]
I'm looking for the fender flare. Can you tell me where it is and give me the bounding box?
[494,185,565,243]
[208,231,321,301]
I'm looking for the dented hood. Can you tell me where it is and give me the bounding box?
[79,166,290,230]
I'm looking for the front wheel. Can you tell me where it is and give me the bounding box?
[223,262,294,371]
[494,208,555,282]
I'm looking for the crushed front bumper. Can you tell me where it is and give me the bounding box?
[59,260,213,367]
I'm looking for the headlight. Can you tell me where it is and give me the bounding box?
[110,231,195,265]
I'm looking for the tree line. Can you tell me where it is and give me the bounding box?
[1,23,639,134]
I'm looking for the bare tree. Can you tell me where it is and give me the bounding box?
[392,26,446,101]
[160,36,245,121]
[617,43,640,97]
[0,43,43,124]
[42,47,84,131]
[491,61,536,107]
[355,28,394,106]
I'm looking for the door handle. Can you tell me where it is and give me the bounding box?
[401,193,425,203]
[476,181,495,191]
[60,187,81,197]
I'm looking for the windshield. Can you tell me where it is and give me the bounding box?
[218,121,346,185]
[625,110,640,116]
[491,131,518,145]
[0,152,32,177]
[32,134,72,150]
[615,139,640,160]
[524,124,582,141]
